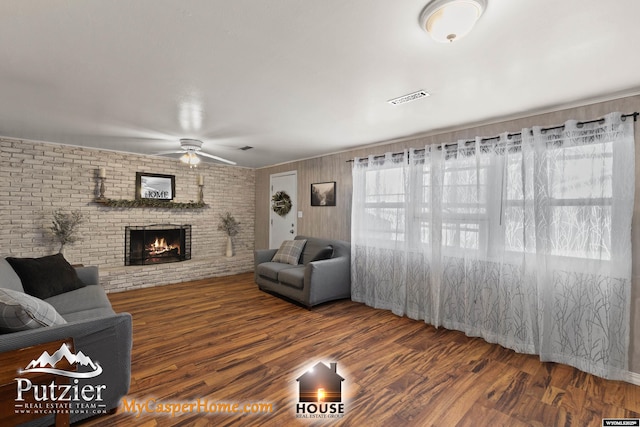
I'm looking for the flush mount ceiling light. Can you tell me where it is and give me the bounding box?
[420,0,487,43]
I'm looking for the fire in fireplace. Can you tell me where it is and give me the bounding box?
[125,224,191,266]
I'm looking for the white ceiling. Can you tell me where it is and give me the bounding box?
[1,0,640,168]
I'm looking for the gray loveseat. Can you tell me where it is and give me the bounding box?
[0,256,132,426]
[254,235,351,307]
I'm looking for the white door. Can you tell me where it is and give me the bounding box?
[269,171,297,249]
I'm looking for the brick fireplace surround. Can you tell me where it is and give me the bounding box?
[0,137,255,293]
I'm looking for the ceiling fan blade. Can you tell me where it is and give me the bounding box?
[153,150,185,155]
[198,151,237,165]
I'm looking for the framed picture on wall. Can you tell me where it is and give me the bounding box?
[311,181,336,206]
[136,172,175,200]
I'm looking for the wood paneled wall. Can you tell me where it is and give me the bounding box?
[255,153,354,248]
[254,94,640,375]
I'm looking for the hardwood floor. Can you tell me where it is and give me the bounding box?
[79,273,640,427]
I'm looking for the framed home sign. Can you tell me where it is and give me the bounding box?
[311,181,336,206]
[136,172,175,200]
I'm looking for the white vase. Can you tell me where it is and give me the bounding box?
[225,236,233,257]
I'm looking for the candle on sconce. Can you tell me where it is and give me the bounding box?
[197,175,205,203]
[97,167,107,199]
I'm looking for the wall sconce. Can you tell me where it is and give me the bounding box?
[420,0,487,43]
[198,174,204,203]
[98,167,106,199]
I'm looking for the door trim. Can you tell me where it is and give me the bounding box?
[269,171,297,249]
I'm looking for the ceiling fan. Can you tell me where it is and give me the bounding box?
[154,138,236,167]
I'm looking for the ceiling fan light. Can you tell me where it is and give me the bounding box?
[420,0,486,43]
[180,152,200,167]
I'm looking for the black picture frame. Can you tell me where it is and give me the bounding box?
[311,181,336,206]
[136,172,176,200]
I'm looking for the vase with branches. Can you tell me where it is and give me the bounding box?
[218,212,240,257]
[50,209,84,254]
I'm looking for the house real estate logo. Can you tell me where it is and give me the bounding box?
[295,361,345,419]
[12,343,108,416]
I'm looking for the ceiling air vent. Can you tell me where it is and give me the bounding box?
[387,90,430,106]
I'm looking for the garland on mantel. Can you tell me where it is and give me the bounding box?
[95,198,207,209]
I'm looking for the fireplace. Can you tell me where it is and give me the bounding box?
[125,224,191,266]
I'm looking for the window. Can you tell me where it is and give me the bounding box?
[360,165,406,243]
[359,139,616,261]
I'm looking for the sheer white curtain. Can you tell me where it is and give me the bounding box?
[351,151,412,315]
[351,112,635,380]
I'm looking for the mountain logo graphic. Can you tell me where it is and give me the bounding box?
[19,343,102,378]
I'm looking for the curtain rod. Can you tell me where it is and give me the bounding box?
[347,112,638,163]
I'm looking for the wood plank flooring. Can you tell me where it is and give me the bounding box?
[79,273,640,427]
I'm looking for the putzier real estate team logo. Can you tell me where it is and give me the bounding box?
[295,362,345,419]
[13,343,108,415]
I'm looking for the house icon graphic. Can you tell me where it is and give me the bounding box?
[296,362,344,402]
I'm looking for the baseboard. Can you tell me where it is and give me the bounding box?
[628,371,640,386]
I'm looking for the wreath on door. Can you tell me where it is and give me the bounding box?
[271,191,292,217]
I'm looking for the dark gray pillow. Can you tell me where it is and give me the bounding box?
[6,253,86,299]
[310,245,333,262]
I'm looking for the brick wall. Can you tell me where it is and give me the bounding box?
[0,137,255,292]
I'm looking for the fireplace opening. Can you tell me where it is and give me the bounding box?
[125,224,191,266]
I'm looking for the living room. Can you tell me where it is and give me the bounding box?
[2,1,640,426]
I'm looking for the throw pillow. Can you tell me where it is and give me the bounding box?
[310,245,334,262]
[0,288,67,333]
[6,253,86,300]
[272,239,307,266]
